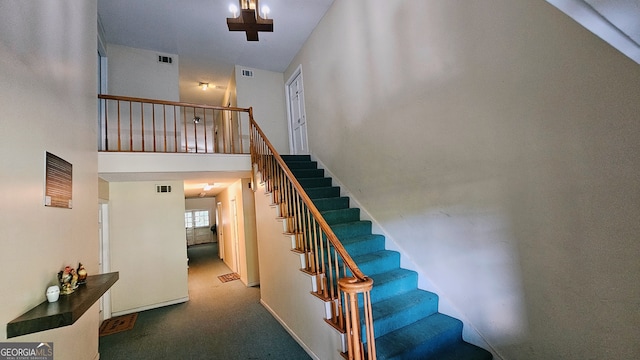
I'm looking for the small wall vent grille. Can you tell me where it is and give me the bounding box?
[158,55,173,64]
[156,185,172,193]
[241,69,254,77]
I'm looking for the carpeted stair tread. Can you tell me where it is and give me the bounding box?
[362,289,439,341]
[368,268,418,303]
[321,208,361,225]
[352,250,400,276]
[305,186,341,199]
[339,234,386,257]
[291,168,324,178]
[284,160,318,170]
[330,220,372,239]
[430,341,494,360]
[313,197,350,211]
[374,313,464,360]
[298,177,333,189]
[280,154,311,162]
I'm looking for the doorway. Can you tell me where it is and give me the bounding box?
[286,66,309,155]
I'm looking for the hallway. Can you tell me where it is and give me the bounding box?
[99,243,311,359]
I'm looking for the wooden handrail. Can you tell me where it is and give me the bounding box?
[98,94,250,113]
[249,114,376,360]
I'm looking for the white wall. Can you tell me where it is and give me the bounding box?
[108,181,189,314]
[254,179,344,360]
[285,0,640,359]
[0,1,100,359]
[235,66,289,153]
[107,44,179,100]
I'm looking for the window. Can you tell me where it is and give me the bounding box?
[185,210,209,228]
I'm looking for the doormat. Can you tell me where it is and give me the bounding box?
[218,272,240,283]
[99,313,138,336]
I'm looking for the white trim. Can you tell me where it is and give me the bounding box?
[546,0,640,64]
[98,202,112,321]
[111,297,189,317]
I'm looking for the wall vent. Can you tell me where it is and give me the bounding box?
[156,185,172,193]
[158,55,173,64]
[241,69,254,77]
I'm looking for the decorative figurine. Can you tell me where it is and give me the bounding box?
[58,265,77,295]
[46,285,60,303]
[77,263,87,285]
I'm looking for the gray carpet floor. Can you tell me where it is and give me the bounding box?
[99,242,312,359]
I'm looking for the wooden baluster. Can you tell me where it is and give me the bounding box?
[103,98,109,151]
[116,100,121,151]
[193,107,198,153]
[140,102,145,151]
[162,104,167,152]
[173,105,178,152]
[183,105,188,153]
[203,108,208,153]
[152,103,157,152]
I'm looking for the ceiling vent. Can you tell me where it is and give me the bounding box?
[158,55,173,64]
[156,185,172,193]
[241,69,254,77]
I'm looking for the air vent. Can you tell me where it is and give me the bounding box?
[158,55,173,64]
[241,69,254,77]
[156,185,172,193]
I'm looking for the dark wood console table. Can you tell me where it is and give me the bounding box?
[7,272,119,338]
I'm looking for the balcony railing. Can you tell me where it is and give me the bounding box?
[98,94,250,154]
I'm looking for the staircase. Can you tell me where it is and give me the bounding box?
[281,154,493,360]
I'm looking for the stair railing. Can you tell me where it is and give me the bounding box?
[98,94,250,154]
[249,112,377,360]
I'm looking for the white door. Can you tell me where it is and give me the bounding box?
[216,202,224,260]
[287,68,308,154]
[231,198,241,274]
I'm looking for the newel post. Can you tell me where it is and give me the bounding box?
[339,277,376,360]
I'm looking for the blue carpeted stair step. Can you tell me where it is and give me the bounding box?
[339,234,386,257]
[361,289,439,342]
[305,186,341,199]
[291,168,324,178]
[321,208,361,225]
[368,268,418,303]
[352,250,400,276]
[298,177,333,189]
[313,197,349,211]
[284,160,318,170]
[281,154,311,162]
[374,313,464,360]
[330,220,372,239]
[429,342,493,360]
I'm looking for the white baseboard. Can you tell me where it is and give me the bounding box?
[111,297,189,317]
[260,299,320,360]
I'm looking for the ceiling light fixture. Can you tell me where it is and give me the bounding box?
[203,183,214,191]
[199,82,209,91]
[227,0,273,41]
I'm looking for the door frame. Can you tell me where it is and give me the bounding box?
[285,65,309,154]
[98,201,111,321]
